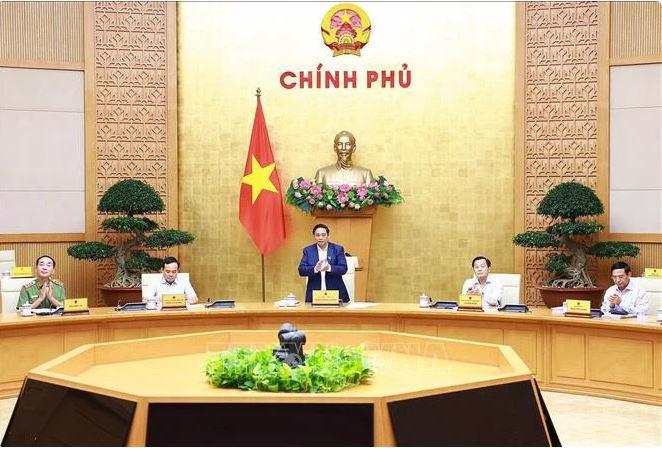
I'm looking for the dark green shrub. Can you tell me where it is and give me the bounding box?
[513,182,638,287]
[68,179,195,287]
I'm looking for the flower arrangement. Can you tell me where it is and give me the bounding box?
[205,345,374,393]
[285,176,403,213]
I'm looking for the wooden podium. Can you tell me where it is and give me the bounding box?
[314,207,376,301]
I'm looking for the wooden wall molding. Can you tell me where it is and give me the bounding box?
[0,2,83,66]
[0,234,85,244]
[610,1,662,63]
[0,60,84,71]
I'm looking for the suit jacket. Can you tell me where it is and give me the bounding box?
[298,242,349,302]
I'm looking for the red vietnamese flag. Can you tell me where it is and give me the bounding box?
[239,91,286,255]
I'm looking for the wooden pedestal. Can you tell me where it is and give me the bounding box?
[314,207,376,301]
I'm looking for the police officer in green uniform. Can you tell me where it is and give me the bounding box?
[16,255,66,310]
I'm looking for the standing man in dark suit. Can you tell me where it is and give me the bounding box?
[298,223,349,303]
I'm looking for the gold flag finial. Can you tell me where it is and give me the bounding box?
[256,88,261,97]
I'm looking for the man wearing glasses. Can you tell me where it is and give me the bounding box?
[601,261,648,315]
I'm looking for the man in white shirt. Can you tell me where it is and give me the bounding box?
[461,256,504,310]
[144,256,198,304]
[601,261,647,315]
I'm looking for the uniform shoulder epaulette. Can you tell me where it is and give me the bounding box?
[51,278,64,287]
[22,279,37,288]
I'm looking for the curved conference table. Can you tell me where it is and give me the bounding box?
[0,302,660,405]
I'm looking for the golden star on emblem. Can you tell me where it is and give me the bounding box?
[241,155,278,203]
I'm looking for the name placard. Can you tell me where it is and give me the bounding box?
[11,267,33,278]
[162,294,186,308]
[458,294,483,310]
[565,299,591,315]
[644,268,662,278]
[64,298,89,314]
[312,290,340,306]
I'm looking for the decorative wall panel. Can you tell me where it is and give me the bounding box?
[522,2,600,304]
[611,2,662,63]
[0,2,83,67]
[90,2,176,300]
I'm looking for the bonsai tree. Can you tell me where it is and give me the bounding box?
[513,182,639,288]
[68,179,194,287]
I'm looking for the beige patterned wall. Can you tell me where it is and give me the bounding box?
[519,2,601,305]
[88,2,177,299]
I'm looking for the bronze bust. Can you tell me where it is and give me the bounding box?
[314,131,374,186]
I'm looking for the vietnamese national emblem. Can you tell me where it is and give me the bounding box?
[321,3,371,57]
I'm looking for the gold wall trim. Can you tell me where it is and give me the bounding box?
[84,3,96,246]
[167,2,178,231]
[514,3,527,284]
[610,1,662,61]
[0,234,85,244]
[0,1,83,65]
[611,55,662,66]
[609,234,662,244]
[0,242,95,300]
[596,3,612,285]
[0,59,84,71]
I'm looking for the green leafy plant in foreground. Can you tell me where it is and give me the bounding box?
[205,345,374,393]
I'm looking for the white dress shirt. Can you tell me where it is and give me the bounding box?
[147,275,197,304]
[601,279,648,315]
[461,275,504,309]
[316,245,328,290]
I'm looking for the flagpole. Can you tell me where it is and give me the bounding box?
[256,87,265,303]
[261,254,265,303]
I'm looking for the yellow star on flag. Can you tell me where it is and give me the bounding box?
[241,155,278,203]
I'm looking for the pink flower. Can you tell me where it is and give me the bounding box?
[374,192,381,198]
[340,184,351,193]
[326,204,333,210]
[357,187,368,197]
[386,185,393,192]
[367,199,374,205]
[300,180,311,190]
[292,180,299,189]
[336,193,348,203]
[310,185,321,196]
[369,181,379,189]
[316,194,323,200]
[307,198,315,205]
[358,195,365,201]
[332,185,339,191]
[294,192,302,198]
